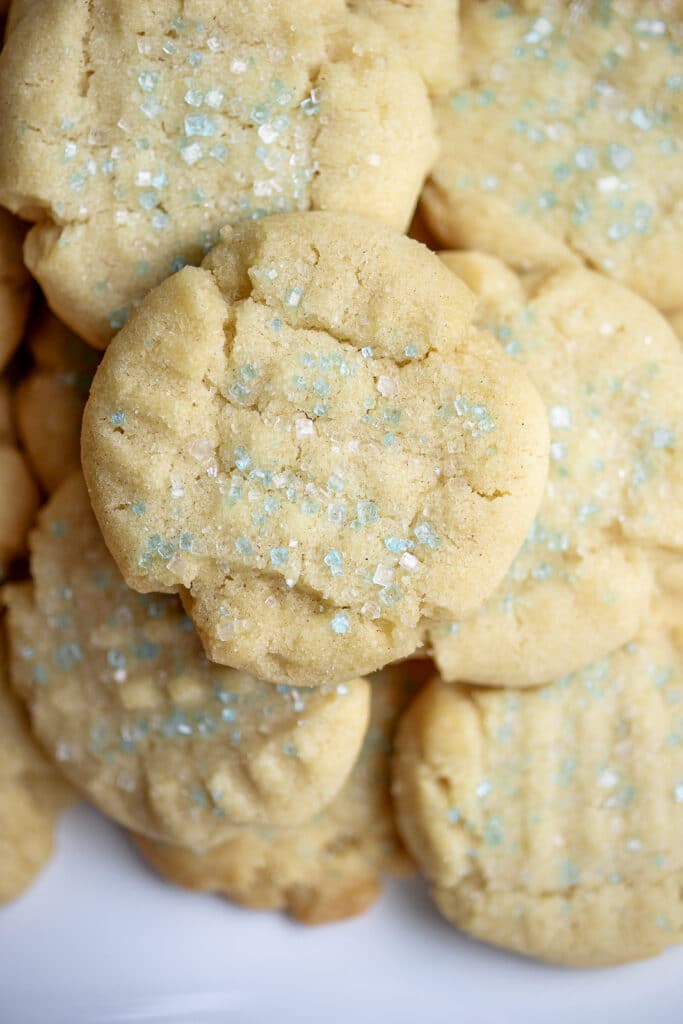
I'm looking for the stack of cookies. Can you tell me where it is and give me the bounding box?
[0,0,681,969]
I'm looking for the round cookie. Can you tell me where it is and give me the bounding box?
[0,207,32,372]
[0,0,436,348]
[423,0,683,312]
[0,444,39,576]
[133,660,429,924]
[349,0,460,96]
[0,625,75,904]
[4,473,371,847]
[393,636,683,967]
[82,212,549,687]
[429,252,683,687]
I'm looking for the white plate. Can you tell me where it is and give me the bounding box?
[1,804,681,1023]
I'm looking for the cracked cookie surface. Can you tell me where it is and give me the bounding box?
[430,252,683,687]
[133,659,428,925]
[393,633,683,966]
[82,212,549,686]
[0,0,436,347]
[422,0,683,312]
[4,473,371,846]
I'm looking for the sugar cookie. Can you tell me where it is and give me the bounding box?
[4,473,371,846]
[430,252,683,687]
[82,212,549,687]
[423,0,683,311]
[0,0,436,347]
[393,640,683,966]
[134,660,429,924]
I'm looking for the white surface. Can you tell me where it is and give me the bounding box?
[1,804,682,1023]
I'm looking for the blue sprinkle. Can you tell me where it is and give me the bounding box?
[608,142,633,171]
[384,537,410,553]
[109,308,129,330]
[111,410,126,426]
[324,549,344,576]
[269,547,289,566]
[137,70,159,93]
[414,522,441,550]
[653,427,675,449]
[235,537,253,556]
[132,502,145,517]
[234,446,251,471]
[356,501,379,526]
[184,114,218,137]
[331,612,350,635]
[229,382,250,404]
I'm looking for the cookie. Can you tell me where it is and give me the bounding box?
[0,208,32,372]
[4,473,371,846]
[0,444,39,577]
[27,308,101,378]
[0,625,75,904]
[422,0,683,312]
[82,212,549,687]
[394,630,683,967]
[350,0,459,95]
[133,660,428,924]
[0,376,14,444]
[0,0,436,348]
[14,374,88,495]
[429,252,683,687]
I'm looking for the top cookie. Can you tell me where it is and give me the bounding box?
[82,212,549,687]
[0,0,436,348]
[430,252,683,687]
[423,0,683,312]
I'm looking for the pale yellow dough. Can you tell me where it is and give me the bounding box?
[423,0,683,312]
[350,0,460,95]
[133,660,429,924]
[4,473,371,847]
[0,0,436,347]
[429,252,683,687]
[82,212,549,687]
[0,626,75,904]
[393,632,683,966]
